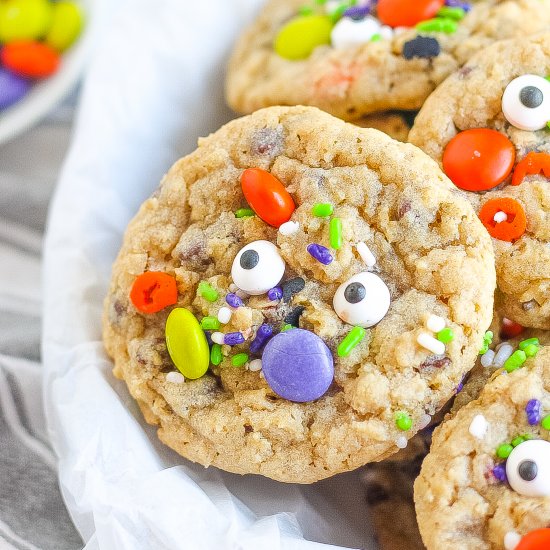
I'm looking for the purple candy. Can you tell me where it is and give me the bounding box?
[261,328,334,402]
[444,0,472,11]
[225,293,243,308]
[250,324,273,354]
[0,69,31,110]
[526,399,542,425]
[492,462,507,482]
[224,332,245,346]
[307,243,333,265]
[267,287,283,301]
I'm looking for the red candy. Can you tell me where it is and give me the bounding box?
[512,151,550,186]
[240,168,295,228]
[516,529,550,550]
[377,0,444,28]
[1,40,60,78]
[130,272,178,314]
[443,129,516,192]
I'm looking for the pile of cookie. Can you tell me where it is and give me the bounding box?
[103,1,550,548]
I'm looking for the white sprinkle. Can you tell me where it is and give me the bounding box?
[494,211,508,224]
[229,283,238,292]
[356,242,376,268]
[235,289,249,299]
[248,359,263,372]
[166,372,185,384]
[217,307,232,324]
[380,25,394,40]
[493,343,514,368]
[469,414,489,440]
[279,220,300,236]
[418,414,432,430]
[417,332,446,356]
[396,436,408,449]
[325,0,340,15]
[211,332,225,345]
[504,531,522,550]
[480,349,496,368]
[426,314,446,333]
[259,371,265,380]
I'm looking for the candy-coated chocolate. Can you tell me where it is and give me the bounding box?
[240,168,295,227]
[377,0,444,28]
[0,68,30,109]
[261,329,333,402]
[517,529,550,550]
[165,308,209,379]
[0,0,52,43]
[45,1,83,52]
[274,15,333,60]
[1,40,60,78]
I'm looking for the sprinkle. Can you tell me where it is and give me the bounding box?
[356,242,376,267]
[492,463,507,482]
[217,307,232,324]
[235,289,249,300]
[426,314,446,333]
[396,436,408,449]
[225,293,244,308]
[524,344,540,358]
[211,332,225,345]
[480,349,495,368]
[210,343,222,366]
[299,5,314,15]
[343,4,372,19]
[455,375,465,394]
[542,415,550,430]
[416,17,458,33]
[282,277,305,303]
[526,399,542,425]
[370,33,381,42]
[307,243,333,265]
[249,324,273,354]
[511,435,525,447]
[248,359,263,372]
[232,353,249,367]
[493,343,514,368]
[284,306,305,327]
[166,372,185,384]
[395,412,412,431]
[267,287,283,301]
[198,281,218,302]
[437,6,466,19]
[418,414,432,430]
[279,220,300,236]
[201,316,221,331]
[519,337,540,350]
[312,203,334,217]
[235,208,255,218]
[493,211,508,224]
[229,283,238,292]
[402,36,441,60]
[479,330,493,354]
[469,414,489,439]
[330,217,343,249]
[444,0,471,11]
[437,327,454,344]
[337,326,366,357]
[503,349,527,373]
[417,332,446,355]
[281,324,294,332]
[496,443,514,459]
[503,532,522,550]
[224,332,245,346]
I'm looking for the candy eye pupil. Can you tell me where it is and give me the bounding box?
[518,459,538,481]
[344,282,366,304]
[240,250,260,270]
[520,86,544,109]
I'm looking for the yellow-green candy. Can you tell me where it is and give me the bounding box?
[46,1,83,52]
[165,308,209,380]
[274,15,333,60]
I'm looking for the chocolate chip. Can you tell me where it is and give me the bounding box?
[420,355,451,370]
[114,300,126,315]
[398,201,411,219]
[251,126,284,157]
[458,65,474,79]
[244,424,254,433]
[403,36,440,60]
[284,306,305,327]
[282,277,305,303]
[522,299,538,311]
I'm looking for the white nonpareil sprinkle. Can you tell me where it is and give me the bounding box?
[259,371,265,380]
[417,332,446,356]
[248,359,263,372]
[396,436,408,449]
[469,414,489,440]
[380,25,393,40]
[229,283,238,292]
[279,220,300,236]
[504,531,522,550]
[480,349,496,368]
[217,307,232,324]
[493,343,514,368]
[166,372,185,384]
[494,211,508,224]
[356,242,376,268]
[418,414,432,430]
[426,314,446,333]
[211,332,225,345]
[331,16,382,49]
[235,289,249,299]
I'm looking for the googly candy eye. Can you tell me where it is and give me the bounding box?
[502,75,550,131]
[506,439,550,497]
[231,240,285,295]
[333,272,390,327]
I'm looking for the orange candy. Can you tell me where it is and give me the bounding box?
[479,197,527,242]
[443,129,516,192]
[512,151,550,186]
[130,272,178,314]
[1,40,60,78]
[516,529,550,550]
[377,0,444,27]
[240,168,295,228]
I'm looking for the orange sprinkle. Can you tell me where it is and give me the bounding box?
[130,272,178,314]
[512,151,550,186]
[478,197,527,242]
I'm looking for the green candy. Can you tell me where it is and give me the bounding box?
[504,350,527,373]
[198,281,218,302]
[395,412,412,432]
[200,316,220,330]
[166,308,209,379]
[210,343,222,366]
[337,326,366,357]
[235,208,255,218]
[330,217,343,250]
[274,15,333,60]
[436,6,466,20]
[542,415,550,430]
[496,443,513,459]
[232,353,249,367]
[45,1,83,52]
[0,0,52,43]
[312,202,334,217]
[437,328,454,344]
[416,17,458,34]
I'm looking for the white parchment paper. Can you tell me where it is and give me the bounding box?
[42,1,378,548]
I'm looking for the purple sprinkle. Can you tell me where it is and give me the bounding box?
[343,4,372,19]
[444,0,471,11]
[455,375,466,394]
[307,243,333,265]
[267,287,283,301]
[249,324,273,354]
[204,331,213,347]
[224,332,245,346]
[492,463,507,482]
[526,399,542,425]
[226,293,243,308]
[0,69,31,110]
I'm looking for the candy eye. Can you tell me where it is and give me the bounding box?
[502,75,550,131]
[333,272,390,327]
[231,240,285,295]
[506,440,550,497]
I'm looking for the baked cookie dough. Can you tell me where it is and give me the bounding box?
[103,106,495,483]
[226,0,550,120]
[409,33,550,330]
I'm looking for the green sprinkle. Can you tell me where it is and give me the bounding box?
[329,217,343,249]
[370,33,381,42]
[547,121,550,130]
[314,0,327,4]
[201,316,221,330]
[210,344,222,366]
[436,6,466,20]
[281,324,294,332]
[511,436,525,447]
[521,433,535,441]
[437,327,454,344]
[337,326,366,358]
[496,443,514,459]
[198,282,218,302]
[542,415,550,430]
[519,338,539,350]
[504,350,527,373]
[235,208,255,218]
[329,4,347,22]
[312,202,334,217]
[232,353,249,367]
[479,330,493,355]
[524,344,540,358]
[416,17,458,33]
[299,5,315,15]
[395,412,412,432]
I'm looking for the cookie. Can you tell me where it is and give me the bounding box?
[226,0,550,121]
[103,105,495,483]
[415,344,550,550]
[409,33,550,330]
[355,111,413,141]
